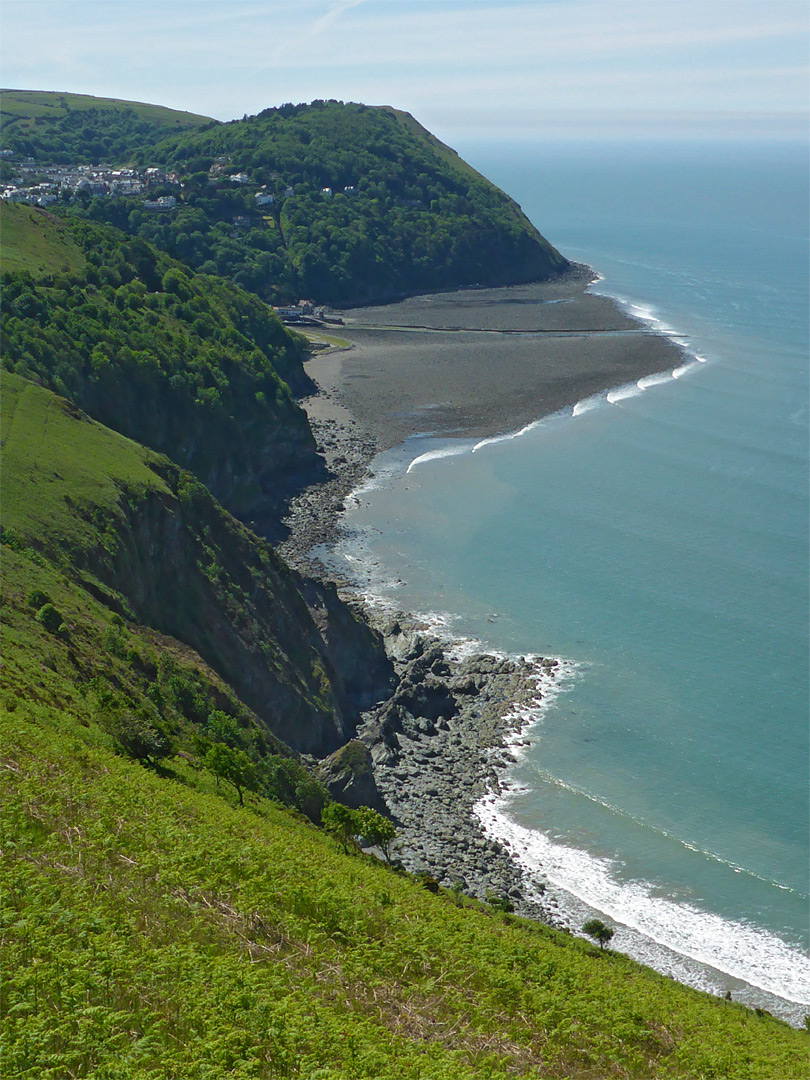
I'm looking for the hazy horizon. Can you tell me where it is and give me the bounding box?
[2,1,807,148]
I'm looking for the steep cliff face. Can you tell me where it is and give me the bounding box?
[98,465,394,755]
[2,372,393,757]
[0,207,324,533]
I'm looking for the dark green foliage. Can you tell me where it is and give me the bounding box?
[105,710,172,765]
[82,100,568,305]
[34,603,64,634]
[0,90,211,163]
[205,742,256,804]
[321,801,359,852]
[354,805,397,863]
[320,802,397,856]
[417,872,440,894]
[0,210,318,521]
[259,755,328,823]
[486,891,516,914]
[583,918,615,950]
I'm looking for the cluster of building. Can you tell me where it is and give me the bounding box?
[273,299,343,326]
[1,149,362,215]
[1,156,177,208]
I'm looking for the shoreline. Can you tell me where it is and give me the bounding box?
[278,270,688,910]
[277,269,686,910]
[279,269,688,573]
[276,274,807,1022]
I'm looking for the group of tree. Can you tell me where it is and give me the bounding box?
[74,99,567,305]
[0,90,211,163]
[0,212,317,519]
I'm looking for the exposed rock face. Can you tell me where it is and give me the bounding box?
[353,617,565,925]
[318,740,387,813]
[81,458,394,757]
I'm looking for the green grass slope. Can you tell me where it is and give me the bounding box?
[1,376,806,1077]
[86,98,568,304]
[0,203,85,277]
[0,89,213,162]
[2,702,807,1079]
[1,204,319,528]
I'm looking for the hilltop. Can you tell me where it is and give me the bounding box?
[1,93,568,304]
[0,89,213,163]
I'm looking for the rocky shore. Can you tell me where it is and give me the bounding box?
[278,275,687,926]
[356,618,570,925]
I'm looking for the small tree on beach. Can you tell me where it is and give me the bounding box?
[583,918,615,950]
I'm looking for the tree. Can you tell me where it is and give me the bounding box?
[205,742,255,805]
[354,806,396,864]
[321,802,359,853]
[106,711,172,767]
[35,602,65,634]
[583,918,615,950]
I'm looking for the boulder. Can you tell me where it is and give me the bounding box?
[318,739,389,813]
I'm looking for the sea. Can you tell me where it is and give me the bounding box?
[327,139,810,1023]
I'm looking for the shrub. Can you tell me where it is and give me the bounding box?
[205,742,255,805]
[354,806,396,863]
[485,891,515,914]
[35,603,64,634]
[106,711,172,766]
[321,802,358,853]
[416,872,440,894]
[583,918,615,950]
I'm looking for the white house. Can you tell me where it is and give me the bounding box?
[143,195,177,211]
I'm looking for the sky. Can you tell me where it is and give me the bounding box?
[1,0,808,144]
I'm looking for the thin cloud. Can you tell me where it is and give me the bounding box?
[310,0,366,37]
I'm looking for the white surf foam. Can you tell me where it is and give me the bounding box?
[672,360,703,379]
[406,443,472,474]
[472,418,543,453]
[637,372,674,390]
[475,791,810,1011]
[572,393,605,417]
[606,383,645,405]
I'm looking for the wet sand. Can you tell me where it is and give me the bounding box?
[303,273,686,455]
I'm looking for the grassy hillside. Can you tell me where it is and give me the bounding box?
[0,203,85,276]
[0,203,318,528]
[0,89,213,162]
[1,371,391,757]
[84,98,568,304]
[3,699,807,1078]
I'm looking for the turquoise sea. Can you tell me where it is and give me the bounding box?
[331,141,809,1021]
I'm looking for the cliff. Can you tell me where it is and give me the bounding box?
[1,371,392,756]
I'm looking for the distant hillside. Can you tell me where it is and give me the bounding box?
[0,89,213,163]
[0,204,316,530]
[83,98,569,304]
